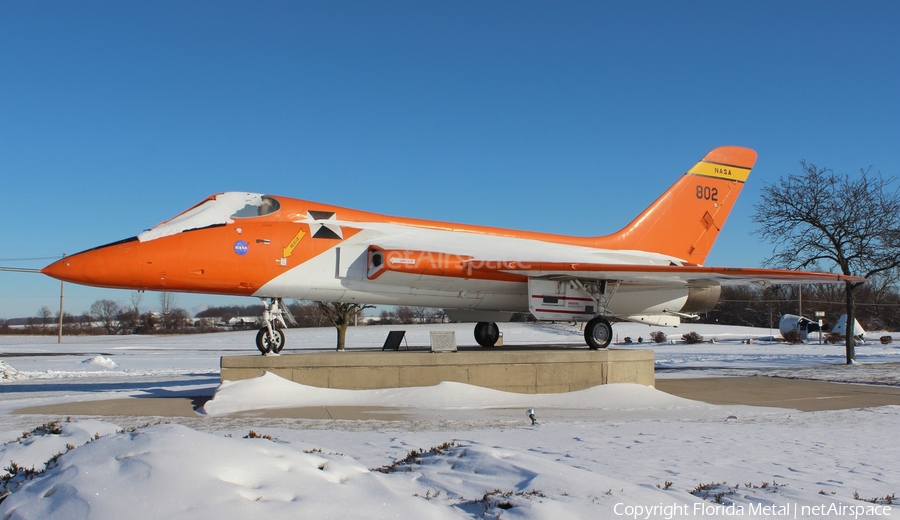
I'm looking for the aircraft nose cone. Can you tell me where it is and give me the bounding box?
[42,238,144,289]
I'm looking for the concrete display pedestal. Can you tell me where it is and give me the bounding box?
[221,348,654,393]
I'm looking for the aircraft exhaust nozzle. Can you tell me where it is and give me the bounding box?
[681,285,721,314]
[42,237,144,290]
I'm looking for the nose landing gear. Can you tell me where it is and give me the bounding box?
[256,327,285,354]
[256,298,296,355]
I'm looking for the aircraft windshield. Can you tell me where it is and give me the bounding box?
[230,195,281,218]
[138,192,281,242]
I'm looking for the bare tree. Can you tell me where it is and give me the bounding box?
[379,309,397,325]
[315,302,373,351]
[78,311,93,330]
[158,292,178,331]
[131,292,144,323]
[55,311,75,330]
[90,299,121,335]
[37,306,53,330]
[169,308,191,332]
[116,307,139,334]
[25,316,39,334]
[142,311,157,333]
[395,306,416,324]
[289,300,331,327]
[753,162,900,363]
[197,316,218,331]
[412,306,430,323]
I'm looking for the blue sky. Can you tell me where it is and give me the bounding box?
[2,1,899,319]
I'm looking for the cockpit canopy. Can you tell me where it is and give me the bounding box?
[138,192,281,242]
[230,195,281,218]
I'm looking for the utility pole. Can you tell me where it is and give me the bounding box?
[57,254,65,343]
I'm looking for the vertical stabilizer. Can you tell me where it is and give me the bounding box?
[600,146,757,265]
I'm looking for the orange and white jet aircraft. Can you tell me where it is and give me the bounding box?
[42,146,863,353]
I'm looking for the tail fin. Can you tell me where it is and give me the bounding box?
[599,146,757,265]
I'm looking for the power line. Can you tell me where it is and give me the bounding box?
[0,256,62,262]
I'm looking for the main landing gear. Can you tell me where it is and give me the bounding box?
[584,316,613,349]
[572,279,618,350]
[256,298,296,355]
[474,321,500,347]
[473,317,613,349]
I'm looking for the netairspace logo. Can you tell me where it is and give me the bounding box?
[614,501,892,519]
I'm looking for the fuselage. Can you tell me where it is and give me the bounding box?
[41,191,705,318]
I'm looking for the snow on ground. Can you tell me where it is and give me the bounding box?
[2,321,898,385]
[80,355,118,369]
[0,361,24,382]
[201,374,714,416]
[1,322,900,518]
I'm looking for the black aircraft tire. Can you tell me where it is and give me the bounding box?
[474,321,500,348]
[256,328,286,354]
[584,316,612,349]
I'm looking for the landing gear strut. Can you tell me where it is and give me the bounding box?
[584,316,612,349]
[256,298,296,355]
[474,321,500,347]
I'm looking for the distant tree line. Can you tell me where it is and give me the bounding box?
[1,299,450,336]
[377,306,445,325]
[196,303,449,327]
[195,304,264,322]
[0,292,203,336]
[6,281,900,337]
[700,282,900,332]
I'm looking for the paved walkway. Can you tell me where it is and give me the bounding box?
[13,376,900,420]
[655,377,900,412]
